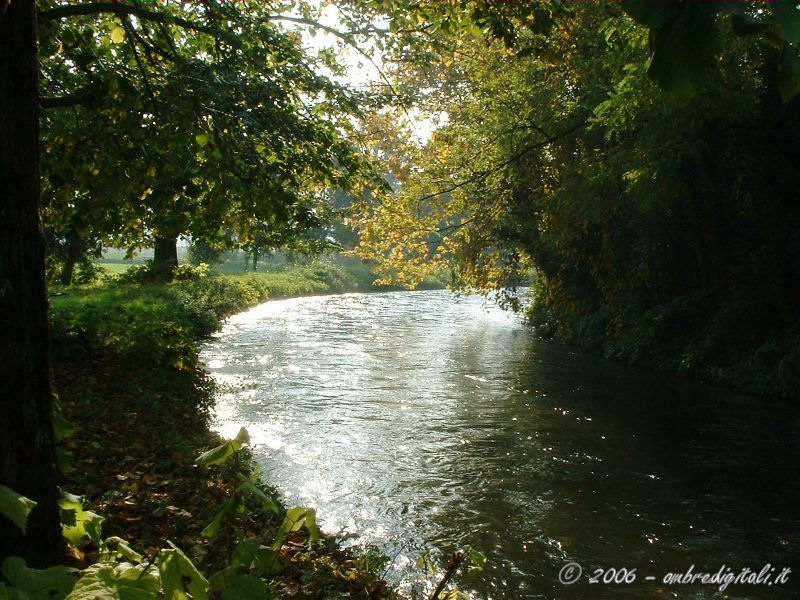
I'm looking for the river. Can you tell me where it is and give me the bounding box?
[200,290,800,599]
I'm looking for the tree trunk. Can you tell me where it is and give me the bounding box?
[252,248,259,271]
[0,0,63,566]
[60,228,83,286]
[153,234,178,271]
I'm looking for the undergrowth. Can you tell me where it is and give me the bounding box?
[42,261,404,598]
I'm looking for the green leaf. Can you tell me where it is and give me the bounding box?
[200,498,234,539]
[232,427,250,446]
[53,410,75,441]
[195,442,235,467]
[60,494,104,548]
[1,557,77,600]
[271,507,318,550]
[219,575,275,600]
[645,4,719,96]
[65,562,159,600]
[252,548,282,576]
[303,508,319,543]
[235,479,279,515]
[102,537,143,564]
[463,545,487,573]
[441,591,470,600]
[195,134,210,147]
[56,448,74,474]
[0,485,37,533]
[158,545,208,600]
[196,428,249,466]
[229,540,259,569]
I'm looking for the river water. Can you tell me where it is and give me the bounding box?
[200,290,800,599]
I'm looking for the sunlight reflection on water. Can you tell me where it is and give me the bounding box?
[201,290,800,599]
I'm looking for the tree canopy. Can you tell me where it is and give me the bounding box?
[38,0,380,276]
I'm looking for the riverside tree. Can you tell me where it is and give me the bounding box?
[38,1,377,279]
[352,0,800,399]
[1,0,379,564]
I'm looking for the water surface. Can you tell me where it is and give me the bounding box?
[201,290,800,598]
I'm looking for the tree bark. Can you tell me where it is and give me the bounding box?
[0,0,63,566]
[153,234,178,270]
[59,228,83,286]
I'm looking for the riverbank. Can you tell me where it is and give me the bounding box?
[527,284,800,403]
[49,261,401,597]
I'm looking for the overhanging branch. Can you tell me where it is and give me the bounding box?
[40,89,100,109]
[39,2,215,36]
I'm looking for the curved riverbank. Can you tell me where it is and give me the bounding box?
[48,263,404,598]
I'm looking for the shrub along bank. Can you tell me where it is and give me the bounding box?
[45,261,398,599]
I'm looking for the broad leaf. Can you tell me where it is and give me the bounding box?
[0,485,37,533]
[158,544,208,600]
[200,497,235,539]
[463,545,487,573]
[645,4,720,96]
[60,492,104,548]
[53,410,75,441]
[101,537,143,564]
[194,442,236,467]
[271,507,319,550]
[219,575,275,600]
[252,548,282,577]
[1,557,77,600]
[66,562,159,600]
[195,428,250,467]
[236,479,279,515]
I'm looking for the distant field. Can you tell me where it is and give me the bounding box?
[96,262,133,275]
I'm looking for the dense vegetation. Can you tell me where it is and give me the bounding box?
[352,2,800,401]
[2,0,800,598]
[47,264,401,599]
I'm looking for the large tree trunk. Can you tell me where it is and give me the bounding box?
[153,234,178,271]
[0,0,63,566]
[60,228,83,286]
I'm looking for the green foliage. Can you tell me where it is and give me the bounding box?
[49,261,370,369]
[158,544,209,600]
[39,1,379,275]
[60,491,104,549]
[0,487,37,534]
[172,263,210,282]
[0,558,77,600]
[66,562,160,600]
[195,429,285,541]
[462,546,487,574]
[196,428,250,467]
[354,1,800,401]
[271,507,319,550]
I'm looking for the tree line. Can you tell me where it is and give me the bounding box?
[2,0,799,569]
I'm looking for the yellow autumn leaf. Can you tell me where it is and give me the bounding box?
[110,26,125,43]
